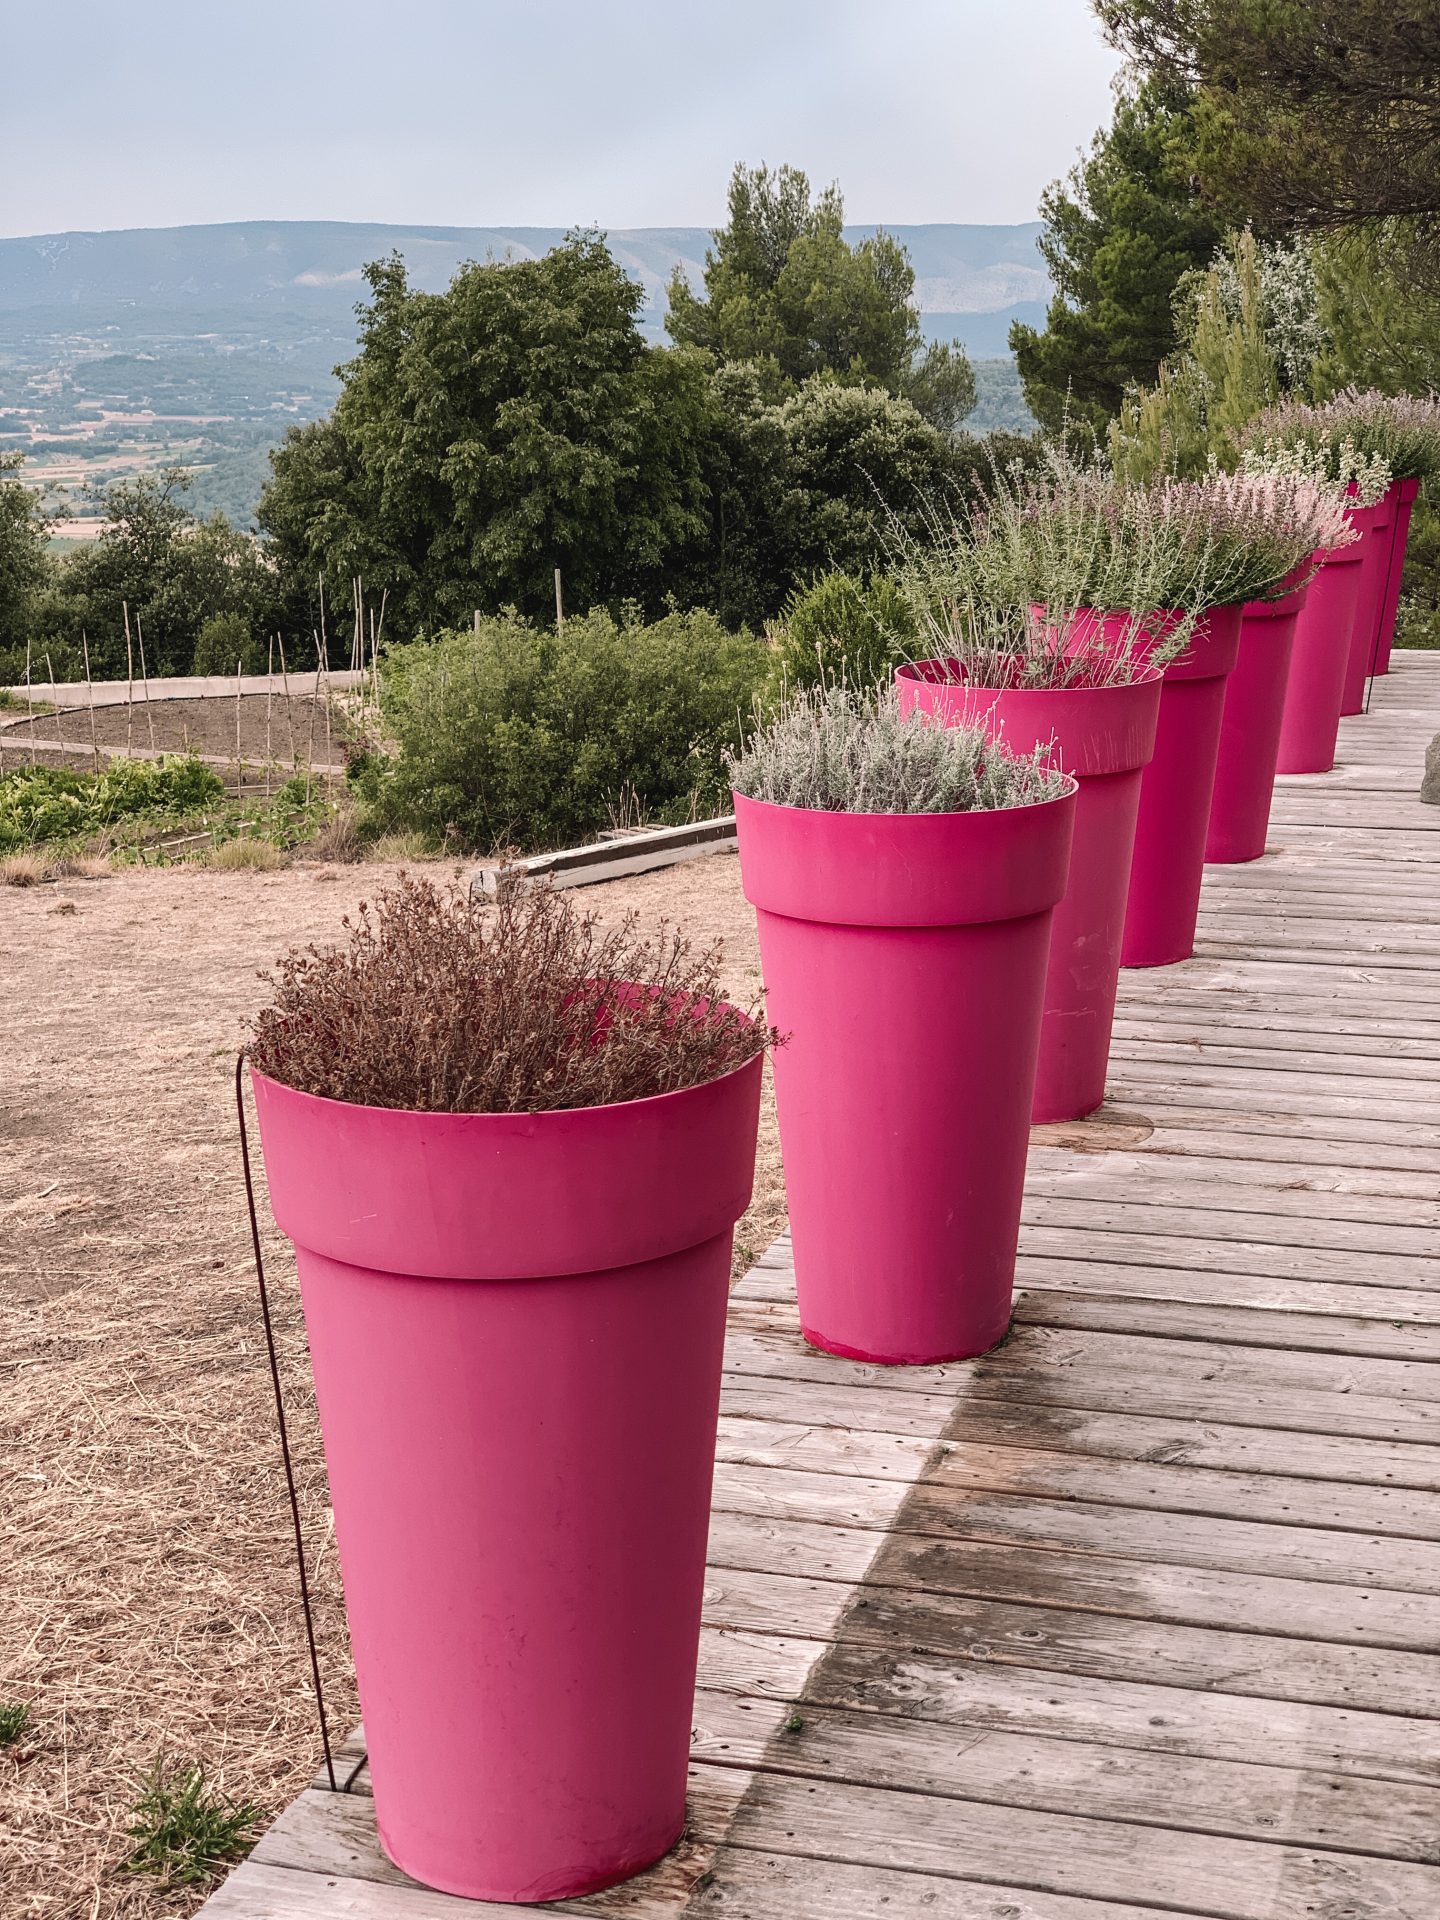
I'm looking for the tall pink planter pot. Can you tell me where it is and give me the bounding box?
[1063,607,1243,966]
[1277,540,1368,774]
[897,660,1161,1123]
[1205,574,1311,864]
[1375,477,1421,675]
[1340,497,1394,715]
[250,1057,762,1904]
[733,785,1076,1365]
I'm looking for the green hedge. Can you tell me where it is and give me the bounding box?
[769,570,919,694]
[365,608,769,853]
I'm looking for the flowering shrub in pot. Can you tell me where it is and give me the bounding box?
[728,687,1075,1365]
[894,599,1161,1124]
[246,877,768,1903]
[1249,389,1440,678]
[940,463,1318,964]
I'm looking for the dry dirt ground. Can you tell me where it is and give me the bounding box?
[0,849,776,1920]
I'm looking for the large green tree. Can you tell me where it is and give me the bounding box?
[665,164,976,434]
[45,470,280,678]
[1098,2,1440,243]
[260,237,712,634]
[0,455,54,679]
[1010,76,1224,435]
[672,370,969,632]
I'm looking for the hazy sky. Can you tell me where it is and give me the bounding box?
[0,1,1123,238]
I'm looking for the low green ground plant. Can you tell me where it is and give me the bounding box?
[0,1701,31,1745]
[0,757,224,854]
[123,1759,259,1889]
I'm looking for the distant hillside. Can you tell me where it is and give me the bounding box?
[0,218,1049,353]
[0,220,1044,529]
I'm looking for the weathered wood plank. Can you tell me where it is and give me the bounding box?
[934,1429,1440,1540]
[721,1375,1440,1492]
[717,1769,1440,1920]
[1013,1288,1440,1363]
[689,1692,1440,1863]
[708,1497,1440,1612]
[1022,1213,1440,1286]
[727,1305,1440,1441]
[701,1565,1440,1716]
[1030,1138,1440,1199]
[1022,1181,1440,1240]
[689,1852,1175,1920]
[809,1643,1440,1785]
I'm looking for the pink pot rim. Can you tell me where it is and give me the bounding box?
[896,657,1165,693]
[250,1046,764,1280]
[733,783,1078,929]
[897,660,1163,779]
[729,780,1079,828]
[248,1021,763,1129]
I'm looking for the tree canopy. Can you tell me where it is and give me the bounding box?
[665,163,976,434]
[1098,2,1440,243]
[1010,75,1224,435]
[33,470,281,679]
[0,456,54,676]
[260,236,713,634]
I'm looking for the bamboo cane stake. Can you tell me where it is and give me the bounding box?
[24,640,36,766]
[134,611,157,753]
[123,605,135,760]
[277,633,296,766]
[82,633,99,771]
[45,653,64,754]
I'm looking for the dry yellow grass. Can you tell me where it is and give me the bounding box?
[1,852,51,886]
[204,838,285,872]
[0,851,778,1919]
[3,853,114,887]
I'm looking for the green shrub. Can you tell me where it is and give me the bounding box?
[192,613,265,677]
[370,608,768,853]
[0,756,225,853]
[770,571,919,693]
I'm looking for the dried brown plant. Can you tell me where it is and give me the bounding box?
[247,874,770,1112]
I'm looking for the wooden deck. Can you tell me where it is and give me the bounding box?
[203,652,1440,1920]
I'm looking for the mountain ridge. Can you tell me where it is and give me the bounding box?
[0,218,1050,341]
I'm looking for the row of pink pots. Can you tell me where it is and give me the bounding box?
[243,476,1424,1903]
[1209,475,1421,864]
[1375,478,1421,676]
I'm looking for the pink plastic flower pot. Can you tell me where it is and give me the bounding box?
[1058,607,1242,967]
[1375,477,1421,675]
[1277,541,1368,774]
[1205,573,1311,865]
[250,1054,763,1904]
[897,659,1161,1123]
[733,784,1076,1365]
[1340,497,1393,715]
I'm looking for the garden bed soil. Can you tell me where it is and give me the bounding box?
[0,695,354,771]
[0,849,776,1920]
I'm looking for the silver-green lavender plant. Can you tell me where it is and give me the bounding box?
[727,685,1069,815]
